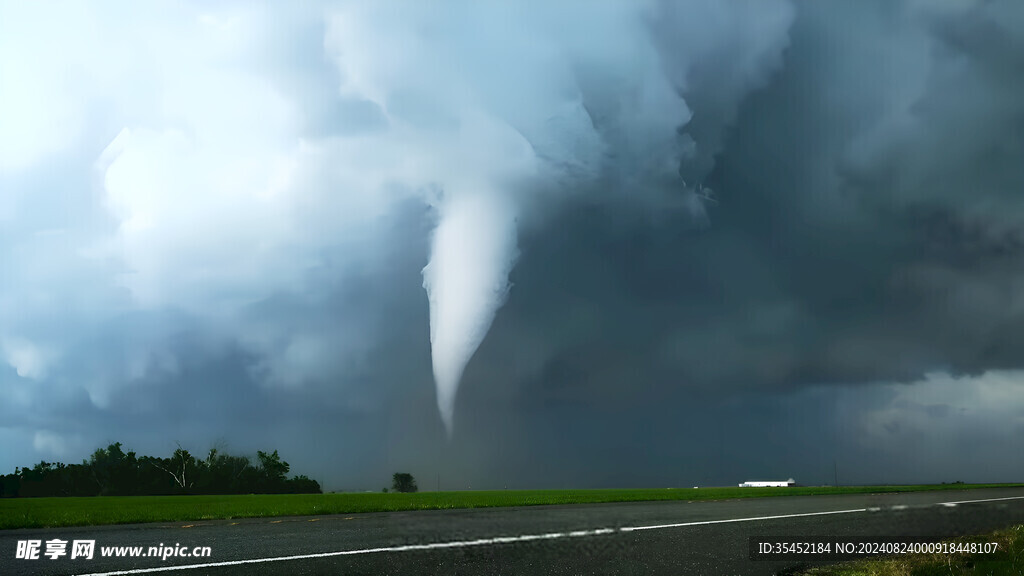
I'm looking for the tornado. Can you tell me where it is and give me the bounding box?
[423,191,519,436]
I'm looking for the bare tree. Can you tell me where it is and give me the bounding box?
[151,443,195,490]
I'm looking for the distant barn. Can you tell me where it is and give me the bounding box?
[739,478,795,487]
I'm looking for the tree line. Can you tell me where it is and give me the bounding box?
[0,443,321,497]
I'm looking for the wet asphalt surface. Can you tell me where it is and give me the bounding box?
[2,487,1023,575]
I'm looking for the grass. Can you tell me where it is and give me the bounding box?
[798,524,1024,576]
[2,483,1022,530]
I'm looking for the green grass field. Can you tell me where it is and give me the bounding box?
[2,483,1021,530]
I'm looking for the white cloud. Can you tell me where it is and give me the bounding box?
[1,338,54,380]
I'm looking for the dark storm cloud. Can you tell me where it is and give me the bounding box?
[3,0,1024,488]
[443,0,1024,485]
[487,0,1024,396]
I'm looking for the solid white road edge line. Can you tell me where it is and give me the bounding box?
[941,496,1024,506]
[72,495,1024,576]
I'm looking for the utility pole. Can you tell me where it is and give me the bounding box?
[834,460,839,488]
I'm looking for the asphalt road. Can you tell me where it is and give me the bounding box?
[3,487,1024,576]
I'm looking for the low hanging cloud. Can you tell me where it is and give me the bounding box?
[2,0,1024,488]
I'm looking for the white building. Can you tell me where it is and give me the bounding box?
[739,478,795,487]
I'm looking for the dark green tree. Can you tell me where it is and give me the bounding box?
[2,443,318,497]
[285,475,322,494]
[88,443,139,495]
[0,471,21,497]
[195,448,253,494]
[392,472,418,493]
[257,450,290,493]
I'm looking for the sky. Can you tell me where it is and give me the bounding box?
[2,0,1023,490]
